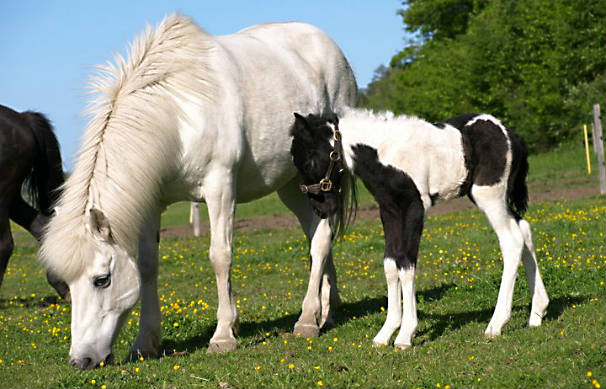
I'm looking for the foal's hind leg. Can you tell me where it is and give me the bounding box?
[278,178,338,336]
[9,196,69,299]
[472,185,525,337]
[518,220,549,327]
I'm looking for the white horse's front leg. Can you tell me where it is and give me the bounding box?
[294,218,332,337]
[130,211,161,360]
[205,180,238,353]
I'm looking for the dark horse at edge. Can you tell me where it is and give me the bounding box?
[0,104,68,299]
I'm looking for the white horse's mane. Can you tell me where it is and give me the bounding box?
[41,13,214,280]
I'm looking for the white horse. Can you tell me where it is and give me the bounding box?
[40,14,356,369]
[290,109,549,349]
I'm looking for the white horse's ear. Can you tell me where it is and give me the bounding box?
[89,208,112,241]
[292,112,311,137]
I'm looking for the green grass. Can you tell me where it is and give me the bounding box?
[1,195,604,388]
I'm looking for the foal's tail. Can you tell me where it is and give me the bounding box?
[507,132,529,220]
[21,112,65,214]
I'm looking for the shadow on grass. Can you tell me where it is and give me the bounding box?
[156,291,587,359]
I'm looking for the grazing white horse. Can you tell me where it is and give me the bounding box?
[290,108,549,349]
[40,14,356,369]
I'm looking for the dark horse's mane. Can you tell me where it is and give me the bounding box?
[20,112,64,214]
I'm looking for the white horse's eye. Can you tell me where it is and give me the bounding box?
[93,275,111,288]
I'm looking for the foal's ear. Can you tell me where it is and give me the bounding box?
[292,112,312,138]
[89,208,112,241]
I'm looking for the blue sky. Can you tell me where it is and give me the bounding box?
[0,1,407,169]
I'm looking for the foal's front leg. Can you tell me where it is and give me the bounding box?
[130,211,162,360]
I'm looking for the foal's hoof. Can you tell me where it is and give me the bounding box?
[393,343,411,350]
[484,329,501,339]
[293,323,320,338]
[372,340,388,348]
[207,339,237,354]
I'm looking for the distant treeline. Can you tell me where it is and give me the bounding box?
[359,0,606,151]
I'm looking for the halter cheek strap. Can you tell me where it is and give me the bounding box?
[300,123,344,195]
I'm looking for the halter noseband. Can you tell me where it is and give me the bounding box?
[299,122,344,195]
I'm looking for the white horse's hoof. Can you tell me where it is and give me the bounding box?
[127,346,158,361]
[293,323,320,338]
[207,338,238,354]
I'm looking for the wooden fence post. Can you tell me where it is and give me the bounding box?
[592,104,606,194]
[191,202,200,237]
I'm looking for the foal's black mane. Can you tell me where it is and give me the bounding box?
[290,113,358,238]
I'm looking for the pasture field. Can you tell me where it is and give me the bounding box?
[0,196,604,388]
[0,141,604,388]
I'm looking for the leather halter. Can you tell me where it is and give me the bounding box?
[299,122,344,195]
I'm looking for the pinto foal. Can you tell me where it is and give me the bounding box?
[290,109,549,349]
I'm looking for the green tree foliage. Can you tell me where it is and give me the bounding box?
[361,0,606,151]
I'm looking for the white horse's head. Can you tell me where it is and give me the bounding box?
[64,208,140,369]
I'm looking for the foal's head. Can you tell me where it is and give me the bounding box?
[290,112,358,236]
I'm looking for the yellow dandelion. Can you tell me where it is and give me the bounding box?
[288,363,295,370]
[173,364,180,371]
[101,385,106,389]
[99,361,105,367]
[139,356,144,362]
[317,381,324,387]
[135,367,140,373]
[173,322,180,327]
[255,365,261,371]
[588,372,593,377]
[333,337,338,342]
[91,379,96,385]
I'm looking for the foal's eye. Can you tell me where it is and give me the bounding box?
[93,274,111,288]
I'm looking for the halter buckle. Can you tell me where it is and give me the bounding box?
[319,178,333,192]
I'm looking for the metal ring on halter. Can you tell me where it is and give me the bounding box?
[329,150,341,161]
[333,131,342,142]
[319,178,333,192]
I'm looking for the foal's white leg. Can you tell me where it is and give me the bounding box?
[518,219,549,327]
[277,179,338,335]
[130,211,162,359]
[394,266,418,349]
[206,178,238,353]
[472,185,524,338]
[372,258,402,346]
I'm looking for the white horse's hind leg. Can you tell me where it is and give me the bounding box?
[205,178,238,353]
[518,219,549,327]
[277,179,338,336]
[472,185,524,338]
[372,258,402,346]
[130,211,162,360]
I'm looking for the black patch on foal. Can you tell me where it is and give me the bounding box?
[351,144,424,270]
[438,114,508,195]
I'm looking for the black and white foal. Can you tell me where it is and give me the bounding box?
[290,108,549,349]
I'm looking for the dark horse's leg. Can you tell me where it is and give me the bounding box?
[9,196,70,300]
[0,209,14,288]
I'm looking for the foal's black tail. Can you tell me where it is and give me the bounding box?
[21,112,64,214]
[507,132,529,220]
